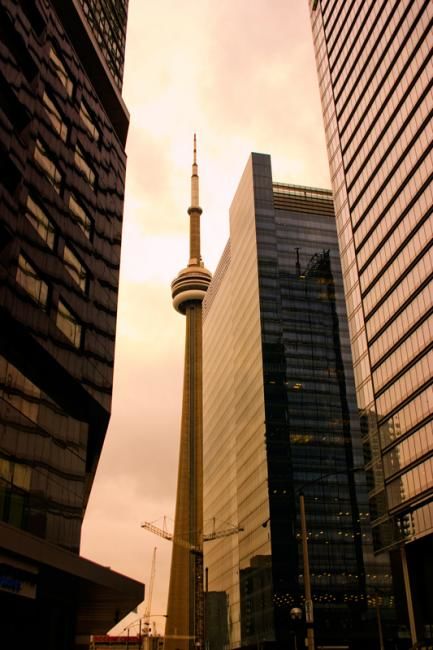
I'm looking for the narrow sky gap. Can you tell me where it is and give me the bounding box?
[80,0,331,633]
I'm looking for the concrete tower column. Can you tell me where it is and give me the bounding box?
[165,136,211,650]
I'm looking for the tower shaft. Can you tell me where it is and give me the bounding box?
[166,137,211,650]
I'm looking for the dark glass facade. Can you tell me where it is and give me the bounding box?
[0,2,141,648]
[202,154,394,649]
[310,0,433,641]
[77,0,129,90]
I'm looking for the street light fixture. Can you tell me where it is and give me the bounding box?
[290,608,303,650]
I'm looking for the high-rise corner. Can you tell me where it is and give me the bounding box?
[309,0,433,643]
[0,1,142,648]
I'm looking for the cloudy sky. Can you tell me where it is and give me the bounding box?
[80,0,331,635]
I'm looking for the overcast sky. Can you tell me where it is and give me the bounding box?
[80,0,331,636]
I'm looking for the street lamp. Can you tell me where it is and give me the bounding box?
[297,466,366,650]
[290,607,303,650]
[299,491,315,650]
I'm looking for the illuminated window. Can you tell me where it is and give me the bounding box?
[42,90,68,141]
[49,46,73,97]
[68,194,93,239]
[34,138,62,193]
[79,100,100,141]
[16,254,48,307]
[25,195,55,249]
[63,245,87,292]
[56,300,82,348]
[74,144,95,187]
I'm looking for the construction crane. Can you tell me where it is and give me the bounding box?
[141,518,243,647]
[143,547,157,636]
[140,518,243,549]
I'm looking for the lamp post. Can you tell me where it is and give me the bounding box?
[299,492,315,650]
[297,466,366,650]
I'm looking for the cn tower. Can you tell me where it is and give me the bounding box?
[165,136,212,650]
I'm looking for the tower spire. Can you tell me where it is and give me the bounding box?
[188,134,202,266]
[191,133,199,210]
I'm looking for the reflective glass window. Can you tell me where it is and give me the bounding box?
[74,145,95,187]
[42,90,68,141]
[49,46,73,97]
[79,100,100,141]
[63,245,87,292]
[34,138,62,194]
[25,195,55,249]
[68,194,93,239]
[16,254,48,307]
[56,300,82,348]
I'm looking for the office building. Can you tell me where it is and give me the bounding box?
[310,1,433,643]
[0,1,142,648]
[165,138,212,650]
[202,153,394,649]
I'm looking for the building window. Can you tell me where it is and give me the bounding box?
[56,300,82,348]
[63,245,87,292]
[25,195,55,249]
[49,46,73,97]
[74,144,95,188]
[0,459,32,528]
[79,100,100,141]
[68,194,93,239]
[0,359,41,424]
[16,253,48,308]
[42,90,68,142]
[34,138,63,194]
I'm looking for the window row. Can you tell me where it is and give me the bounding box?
[349,72,432,217]
[350,109,432,228]
[380,386,433,447]
[383,420,433,479]
[345,49,432,188]
[338,2,427,144]
[362,219,433,316]
[331,0,387,99]
[369,281,432,367]
[358,185,432,285]
[373,314,433,393]
[399,500,433,540]
[342,12,430,168]
[365,250,432,340]
[387,453,433,510]
[353,147,433,252]
[375,349,433,419]
[325,0,358,63]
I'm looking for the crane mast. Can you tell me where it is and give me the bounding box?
[143,547,157,635]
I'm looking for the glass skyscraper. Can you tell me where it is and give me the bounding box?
[202,154,394,650]
[310,1,433,642]
[0,1,140,649]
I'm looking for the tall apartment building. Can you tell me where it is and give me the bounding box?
[0,1,142,648]
[310,1,433,643]
[202,154,394,650]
